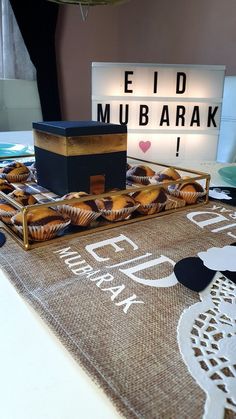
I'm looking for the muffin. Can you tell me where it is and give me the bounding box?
[9,189,37,206]
[11,206,71,241]
[165,194,186,210]
[153,167,181,184]
[96,193,138,221]
[58,191,101,226]
[0,200,18,225]
[0,178,15,195]
[132,187,167,215]
[170,180,206,204]
[126,165,155,185]
[0,162,30,182]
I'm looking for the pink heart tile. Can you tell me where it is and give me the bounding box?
[139,140,151,153]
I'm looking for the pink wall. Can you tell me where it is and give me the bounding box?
[56,0,236,120]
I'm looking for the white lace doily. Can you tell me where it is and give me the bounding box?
[178,272,236,419]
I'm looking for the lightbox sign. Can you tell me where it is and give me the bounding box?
[92,63,225,163]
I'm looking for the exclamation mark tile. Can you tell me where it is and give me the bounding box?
[176,137,180,157]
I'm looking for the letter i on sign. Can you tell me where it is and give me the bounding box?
[176,137,181,157]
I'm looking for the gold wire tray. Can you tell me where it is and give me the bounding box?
[0,156,210,250]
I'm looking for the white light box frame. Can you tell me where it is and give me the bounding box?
[92,62,225,163]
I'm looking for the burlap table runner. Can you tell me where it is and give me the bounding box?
[1,200,236,418]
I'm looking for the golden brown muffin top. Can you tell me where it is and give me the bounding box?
[155,167,181,183]
[0,179,15,194]
[132,187,167,206]
[179,181,204,193]
[9,190,37,206]
[0,161,29,176]
[13,207,67,226]
[62,191,99,212]
[127,165,155,178]
[0,201,17,213]
[97,194,136,211]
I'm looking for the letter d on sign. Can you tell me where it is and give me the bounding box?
[176,72,186,94]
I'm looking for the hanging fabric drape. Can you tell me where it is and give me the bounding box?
[9,0,61,121]
[0,0,35,80]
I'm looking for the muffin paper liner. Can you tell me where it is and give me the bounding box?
[5,173,30,183]
[168,188,206,204]
[100,205,140,222]
[0,208,18,225]
[127,175,153,185]
[11,217,71,242]
[150,178,175,189]
[165,195,186,210]
[58,204,101,226]
[136,202,166,215]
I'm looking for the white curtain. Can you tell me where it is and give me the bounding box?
[0,0,36,80]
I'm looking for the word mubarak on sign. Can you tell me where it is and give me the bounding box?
[92,63,225,163]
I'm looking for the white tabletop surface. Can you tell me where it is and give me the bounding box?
[0,132,235,419]
[0,271,122,419]
[0,130,34,145]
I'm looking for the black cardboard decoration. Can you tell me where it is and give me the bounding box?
[33,121,127,196]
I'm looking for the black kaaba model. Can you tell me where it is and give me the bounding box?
[33,121,127,196]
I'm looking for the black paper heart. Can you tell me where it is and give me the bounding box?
[0,232,6,247]
[174,257,216,292]
[220,270,236,285]
[209,186,236,206]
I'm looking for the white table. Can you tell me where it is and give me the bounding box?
[0,134,235,419]
[0,272,121,419]
[0,130,34,145]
